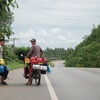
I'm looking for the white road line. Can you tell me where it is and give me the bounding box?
[44,75,58,100]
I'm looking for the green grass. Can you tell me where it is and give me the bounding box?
[7,61,24,70]
[49,60,55,67]
[6,60,54,70]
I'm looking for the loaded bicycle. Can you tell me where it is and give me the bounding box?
[24,57,48,86]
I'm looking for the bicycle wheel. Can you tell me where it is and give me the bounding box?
[30,70,36,85]
[30,75,33,85]
[35,70,41,86]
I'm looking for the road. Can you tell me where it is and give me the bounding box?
[0,60,100,100]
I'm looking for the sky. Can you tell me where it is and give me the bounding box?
[10,0,100,50]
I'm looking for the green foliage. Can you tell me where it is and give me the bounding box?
[13,47,67,62]
[3,24,100,68]
[0,0,18,38]
[3,45,24,70]
[3,45,19,63]
[0,11,14,38]
[65,24,100,67]
[15,47,30,61]
[43,47,67,60]
[7,61,24,70]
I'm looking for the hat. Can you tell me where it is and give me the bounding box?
[30,38,36,42]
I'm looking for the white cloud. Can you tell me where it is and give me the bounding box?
[37,30,49,37]
[51,28,60,33]
[57,36,66,41]
[11,0,100,49]
[9,28,82,49]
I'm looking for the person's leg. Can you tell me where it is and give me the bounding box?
[0,73,4,82]
[3,66,9,79]
[1,75,8,85]
[28,72,32,83]
[4,70,9,80]
[1,76,4,82]
[0,66,8,85]
[26,66,32,85]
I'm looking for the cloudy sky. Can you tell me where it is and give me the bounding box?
[11,0,100,50]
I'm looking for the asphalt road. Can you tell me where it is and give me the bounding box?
[0,60,100,100]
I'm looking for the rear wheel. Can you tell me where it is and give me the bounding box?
[35,70,41,86]
[30,76,33,85]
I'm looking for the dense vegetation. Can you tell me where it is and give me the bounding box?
[0,0,18,38]
[2,24,100,68]
[43,47,67,60]
[65,25,100,67]
[7,47,67,62]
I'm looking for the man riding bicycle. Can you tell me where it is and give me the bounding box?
[25,38,43,85]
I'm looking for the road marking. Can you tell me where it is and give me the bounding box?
[44,75,58,100]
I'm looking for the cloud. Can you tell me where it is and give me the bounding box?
[10,28,82,50]
[37,30,49,37]
[11,0,100,49]
[51,28,60,33]
[57,36,66,41]
[13,0,100,28]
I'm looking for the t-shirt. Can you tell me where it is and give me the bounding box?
[27,44,43,58]
[0,45,3,59]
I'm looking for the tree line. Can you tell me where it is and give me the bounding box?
[65,25,100,67]
[3,46,67,63]
[3,24,100,68]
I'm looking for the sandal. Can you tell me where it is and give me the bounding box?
[1,81,8,85]
[25,82,31,85]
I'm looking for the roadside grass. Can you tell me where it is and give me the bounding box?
[49,60,55,67]
[7,61,24,70]
[6,60,54,71]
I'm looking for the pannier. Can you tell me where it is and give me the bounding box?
[23,67,29,79]
[41,70,46,74]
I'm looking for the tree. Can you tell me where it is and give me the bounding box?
[65,24,100,67]
[82,35,89,40]
[0,0,18,38]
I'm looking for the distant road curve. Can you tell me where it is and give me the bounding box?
[53,60,65,68]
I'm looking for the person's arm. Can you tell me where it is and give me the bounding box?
[0,45,3,58]
[40,47,43,57]
[26,46,34,58]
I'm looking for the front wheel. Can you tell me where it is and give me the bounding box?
[35,70,41,86]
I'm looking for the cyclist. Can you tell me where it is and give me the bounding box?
[25,38,43,85]
[0,38,9,85]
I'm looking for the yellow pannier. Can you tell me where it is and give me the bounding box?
[0,59,5,65]
[25,57,30,64]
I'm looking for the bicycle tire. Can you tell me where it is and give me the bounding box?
[30,76,33,85]
[29,71,35,85]
[35,70,41,86]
